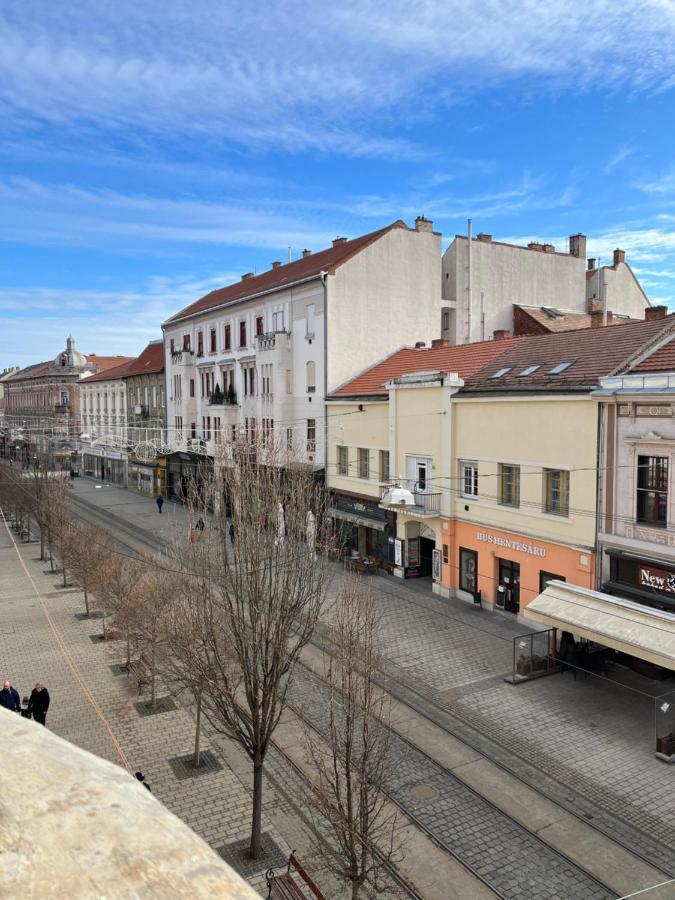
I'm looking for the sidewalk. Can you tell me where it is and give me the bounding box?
[69,478,675,868]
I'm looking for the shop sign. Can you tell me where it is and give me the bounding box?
[84,447,127,461]
[476,531,546,558]
[639,565,675,595]
[432,549,442,582]
[407,538,420,567]
[394,539,404,567]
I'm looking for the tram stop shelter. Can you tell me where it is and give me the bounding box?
[521,581,675,763]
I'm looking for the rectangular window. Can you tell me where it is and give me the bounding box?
[250,367,255,395]
[461,461,478,497]
[224,324,231,350]
[358,448,369,479]
[544,469,569,516]
[637,455,668,526]
[379,450,390,483]
[307,419,316,453]
[285,369,292,394]
[442,543,449,564]
[160,387,165,408]
[273,310,284,332]
[287,427,293,452]
[459,548,478,593]
[306,360,316,393]
[183,334,190,351]
[190,422,196,438]
[197,331,204,355]
[210,328,217,353]
[337,445,348,476]
[170,338,175,354]
[213,417,221,443]
[256,316,264,336]
[152,386,157,408]
[498,464,520,507]
[239,321,247,347]
[306,303,315,337]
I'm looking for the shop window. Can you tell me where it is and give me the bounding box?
[459,548,477,593]
[540,571,565,593]
[337,445,348,476]
[498,463,520,507]
[358,448,369,479]
[637,455,668,527]
[543,469,569,516]
[461,461,478,497]
[379,450,390,483]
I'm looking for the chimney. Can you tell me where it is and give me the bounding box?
[590,310,613,328]
[645,305,668,321]
[332,237,348,247]
[587,298,603,315]
[302,248,312,258]
[613,248,626,266]
[241,272,254,281]
[414,341,426,349]
[493,329,512,341]
[542,243,555,253]
[528,242,544,252]
[587,258,596,270]
[431,338,450,349]
[415,216,434,233]
[476,232,492,243]
[271,261,281,269]
[569,233,587,259]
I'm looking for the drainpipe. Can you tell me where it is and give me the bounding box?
[321,271,328,477]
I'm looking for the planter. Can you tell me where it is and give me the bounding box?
[656,735,675,757]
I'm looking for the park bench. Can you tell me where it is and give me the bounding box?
[266,853,325,900]
[127,654,151,696]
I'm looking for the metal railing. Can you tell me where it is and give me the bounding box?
[379,482,441,513]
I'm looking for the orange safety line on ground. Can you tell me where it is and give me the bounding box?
[0,508,133,775]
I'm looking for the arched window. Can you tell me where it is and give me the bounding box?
[306,360,316,394]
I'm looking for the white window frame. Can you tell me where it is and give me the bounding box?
[461,461,479,498]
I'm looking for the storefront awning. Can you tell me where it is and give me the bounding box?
[329,508,386,532]
[524,581,675,671]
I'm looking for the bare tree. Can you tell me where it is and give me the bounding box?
[135,561,177,710]
[168,437,335,859]
[63,520,116,617]
[304,578,404,899]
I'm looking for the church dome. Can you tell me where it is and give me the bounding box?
[54,336,88,369]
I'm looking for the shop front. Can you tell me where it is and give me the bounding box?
[82,447,127,486]
[330,491,394,566]
[127,458,157,497]
[443,520,595,616]
[166,452,211,502]
[603,551,675,614]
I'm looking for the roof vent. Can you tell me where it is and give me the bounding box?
[415,216,434,233]
[332,237,348,247]
[302,248,312,258]
[476,232,492,242]
[493,329,511,341]
[241,272,254,281]
[271,261,281,269]
[414,341,426,349]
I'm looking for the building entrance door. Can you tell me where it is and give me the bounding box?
[419,537,434,577]
[498,559,520,613]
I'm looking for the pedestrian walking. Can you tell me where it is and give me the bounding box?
[0,680,21,712]
[27,683,50,726]
[156,496,164,514]
[196,516,205,532]
[229,522,235,545]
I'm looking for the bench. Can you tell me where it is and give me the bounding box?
[267,853,325,900]
[127,654,151,696]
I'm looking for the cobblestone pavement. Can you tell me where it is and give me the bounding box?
[289,667,614,900]
[67,480,675,868]
[0,518,344,898]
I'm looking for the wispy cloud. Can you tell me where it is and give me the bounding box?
[604,144,635,175]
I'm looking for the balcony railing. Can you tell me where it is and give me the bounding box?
[379,483,441,515]
[54,402,69,411]
[208,393,237,406]
[256,330,290,351]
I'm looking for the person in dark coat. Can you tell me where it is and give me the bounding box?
[0,680,21,712]
[156,496,164,514]
[27,682,50,726]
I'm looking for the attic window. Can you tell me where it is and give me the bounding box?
[517,364,541,377]
[548,360,575,375]
[491,367,512,379]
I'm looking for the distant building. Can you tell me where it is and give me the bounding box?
[442,230,651,345]
[3,337,132,465]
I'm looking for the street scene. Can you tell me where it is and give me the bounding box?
[2,3,675,899]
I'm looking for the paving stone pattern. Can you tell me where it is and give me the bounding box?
[289,667,614,900]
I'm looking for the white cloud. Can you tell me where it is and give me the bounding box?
[604,144,635,175]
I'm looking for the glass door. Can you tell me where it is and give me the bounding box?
[498,559,521,613]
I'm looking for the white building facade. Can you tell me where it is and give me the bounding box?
[80,364,130,485]
[442,229,650,345]
[162,218,442,475]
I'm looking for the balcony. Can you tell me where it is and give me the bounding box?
[256,330,291,352]
[54,402,70,412]
[379,482,441,516]
[208,391,237,406]
[133,404,149,418]
[171,349,194,365]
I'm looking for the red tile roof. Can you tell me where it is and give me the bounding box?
[331,337,523,397]
[631,337,675,373]
[82,358,136,383]
[515,305,638,334]
[462,315,675,393]
[166,221,408,323]
[85,355,135,373]
[121,341,164,377]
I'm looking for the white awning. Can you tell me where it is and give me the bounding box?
[329,508,386,532]
[524,581,675,671]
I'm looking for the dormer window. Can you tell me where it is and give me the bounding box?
[517,365,541,377]
[491,367,512,379]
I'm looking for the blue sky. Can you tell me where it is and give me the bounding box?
[3,0,675,368]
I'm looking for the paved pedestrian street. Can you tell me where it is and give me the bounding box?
[0,519,337,898]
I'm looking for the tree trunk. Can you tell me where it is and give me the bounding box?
[62,560,68,587]
[102,611,107,640]
[249,755,264,859]
[125,633,131,670]
[40,532,45,561]
[193,689,202,768]
[83,583,90,617]
[351,883,361,900]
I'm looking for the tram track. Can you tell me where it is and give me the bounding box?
[66,492,674,898]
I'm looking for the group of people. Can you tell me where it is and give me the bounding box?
[0,680,50,726]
